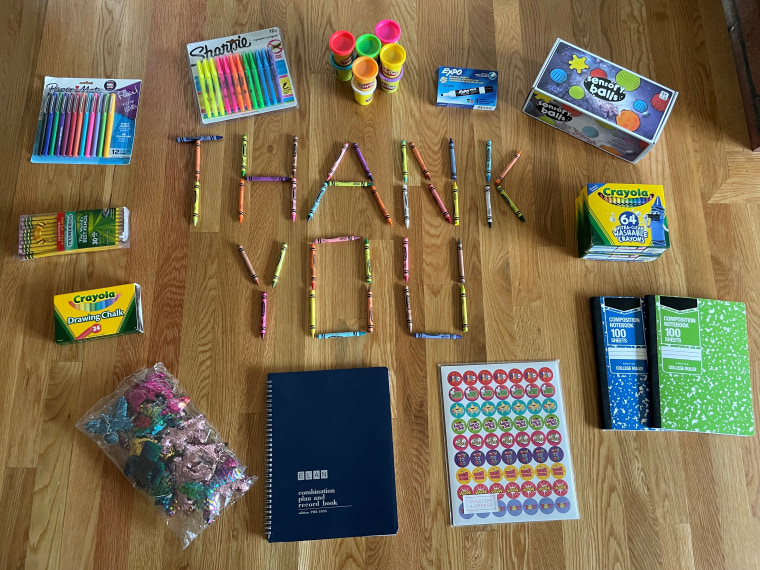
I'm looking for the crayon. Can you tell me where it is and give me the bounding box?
[192,139,201,225]
[326,142,350,181]
[261,292,267,338]
[238,244,260,285]
[310,243,316,289]
[213,57,232,114]
[369,185,392,225]
[317,331,367,339]
[460,284,468,333]
[486,140,492,182]
[496,183,525,222]
[272,243,287,287]
[449,138,457,180]
[103,91,116,157]
[484,184,493,228]
[413,333,463,339]
[240,135,247,222]
[401,140,408,184]
[367,286,374,333]
[97,94,109,157]
[313,236,361,244]
[42,92,56,155]
[308,182,328,221]
[403,237,409,283]
[409,142,431,179]
[495,150,521,185]
[352,142,373,182]
[404,285,412,334]
[428,183,452,223]
[207,58,225,115]
[457,238,465,283]
[364,238,372,283]
[291,135,298,222]
[73,94,85,157]
[310,289,316,337]
[176,136,224,143]
[245,176,292,182]
[402,183,410,229]
[452,182,460,226]
[326,181,372,187]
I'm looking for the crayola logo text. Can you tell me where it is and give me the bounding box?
[73,291,116,304]
[603,187,649,198]
[583,77,626,102]
[534,99,573,122]
[190,36,251,58]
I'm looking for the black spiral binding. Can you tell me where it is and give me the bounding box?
[264,377,273,538]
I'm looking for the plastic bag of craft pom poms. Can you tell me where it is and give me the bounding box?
[76,363,256,548]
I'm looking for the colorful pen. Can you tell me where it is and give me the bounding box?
[204,59,221,117]
[207,58,225,115]
[414,333,463,339]
[486,140,492,182]
[317,331,367,339]
[261,292,267,338]
[402,237,409,283]
[267,48,283,103]
[272,243,288,287]
[256,50,272,106]
[97,94,109,157]
[352,142,373,182]
[365,238,372,283]
[240,51,258,110]
[495,150,521,185]
[220,55,238,113]
[66,93,78,156]
[73,94,85,157]
[78,93,90,157]
[50,92,63,156]
[213,57,232,114]
[35,92,50,155]
[197,59,213,117]
[263,49,278,104]
[42,92,56,155]
[404,286,412,333]
[85,93,98,157]
[55,93,68,156]
[246,51,264,108]
[484,184,493,228]
[227,55,245,112]
[103,92,116,157]
[234,53,252,111]
[428,183,452,223]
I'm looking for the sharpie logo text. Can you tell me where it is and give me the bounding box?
[190,36,251,58]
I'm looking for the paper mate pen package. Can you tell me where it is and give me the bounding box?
[436,67,498,110]
[32,77,142,165]
[54,283,143,344]
[523,39,677,163]
[186,28,298,124]
[576,183,670,261]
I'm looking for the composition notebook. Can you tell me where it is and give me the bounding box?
[645,296,755,435]
[439,361,579,526]
[265,367,398,542]
[590,297,654,430]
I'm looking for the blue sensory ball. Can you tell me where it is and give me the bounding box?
[582,126,599,139]
[633,99,648,113]
[550,68,567,84]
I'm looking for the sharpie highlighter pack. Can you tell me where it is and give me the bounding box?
[186,28,298,124]
[32,77,142,165]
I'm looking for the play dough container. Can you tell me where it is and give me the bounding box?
[379,43,406,78]
[355,34,382,60]
[375,19,401,45]
[352,56,379,89]
[379,67,403,93]
[329,30,355,67]
[351,78,376,106]
[331,54,353,82]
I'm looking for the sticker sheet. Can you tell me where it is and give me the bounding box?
[439,361,579,526]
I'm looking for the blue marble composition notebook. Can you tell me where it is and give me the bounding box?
[265,367,398,542]
[591,297,653,430]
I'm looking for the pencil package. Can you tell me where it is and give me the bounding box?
[32,77,142,165]
[186,28,298,124]
[18,206,130,260]
[54,283,143,344]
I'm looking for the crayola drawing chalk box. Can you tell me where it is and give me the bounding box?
[436,67,498,110]
[577,183,670,261]
[54,283,143,344]
[523,39,677,163]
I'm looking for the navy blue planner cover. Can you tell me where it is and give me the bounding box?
[265,367,398,542]
[591,297,654,430]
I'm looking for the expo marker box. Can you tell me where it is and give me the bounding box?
[576,183,670,262]
[186,28,298,124]
[436,67,498,110]
[54,283,143,344]
[523,39,677,163]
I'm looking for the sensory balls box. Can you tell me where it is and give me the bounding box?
[523,39,678,164]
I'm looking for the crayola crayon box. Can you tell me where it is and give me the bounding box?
[54,283,143,344]
[576,183,670,261]
[523,39,677,163]
[436,67,498,110]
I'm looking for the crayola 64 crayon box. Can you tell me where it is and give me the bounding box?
[576,183,669,262]
[54,283,143,344]
[523,39,677,163]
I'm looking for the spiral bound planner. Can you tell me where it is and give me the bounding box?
[265,367,398,542]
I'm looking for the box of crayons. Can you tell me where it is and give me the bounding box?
[523,39,677,163]
[54,283,143,344]
[18,207,130,260]
[186,28,298,124]
[576,183,669,261]
[32,77,142,165]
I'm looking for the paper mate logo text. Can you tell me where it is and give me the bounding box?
[189,35,251,58]
[534,99,572,122]
[441,68,463,77]
[584,76,626,102]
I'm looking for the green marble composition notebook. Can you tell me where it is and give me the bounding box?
[645,295,755,435]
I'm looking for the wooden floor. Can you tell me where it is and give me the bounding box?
[2,0,760,568]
